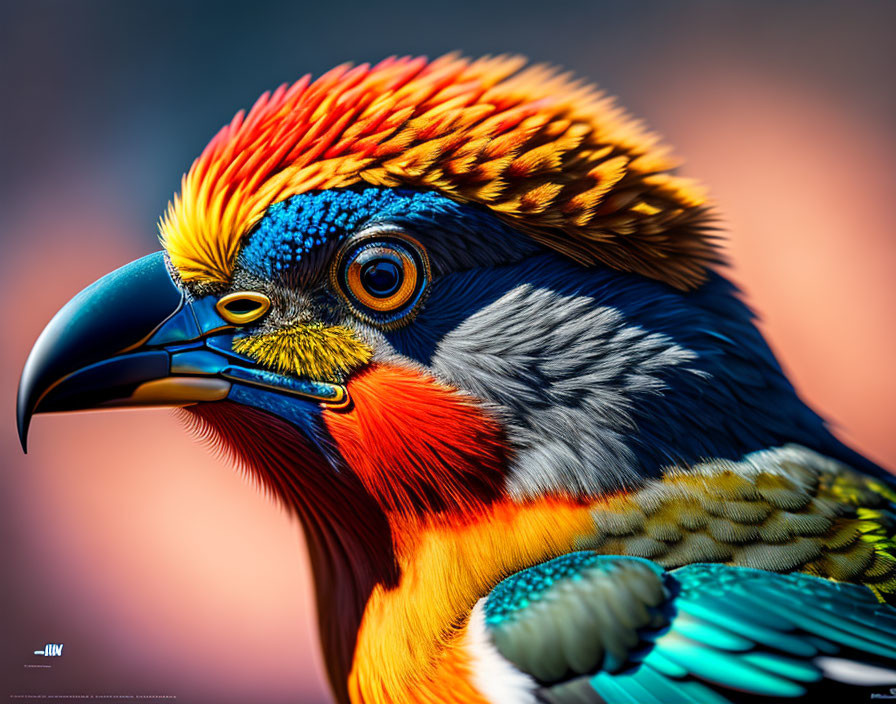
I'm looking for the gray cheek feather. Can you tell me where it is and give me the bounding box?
[429,285,700,499]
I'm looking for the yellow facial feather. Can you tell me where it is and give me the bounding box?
[233,324,372,382]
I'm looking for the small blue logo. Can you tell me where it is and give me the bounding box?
[33,644,63,657]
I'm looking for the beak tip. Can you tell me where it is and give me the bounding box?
[17,389,32,454]
[17,415,30,454]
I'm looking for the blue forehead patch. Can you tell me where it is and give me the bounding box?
[238,187,469,280]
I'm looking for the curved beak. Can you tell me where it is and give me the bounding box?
[17,251,347,452]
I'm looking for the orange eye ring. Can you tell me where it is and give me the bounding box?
[331,232,430,328]
[216,291,271,325]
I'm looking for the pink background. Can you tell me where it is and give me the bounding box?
[2,2,894,702]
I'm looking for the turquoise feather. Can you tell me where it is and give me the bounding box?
[649,631,808,697]
[668,612,754,651]
[738,652,821,683]
[484,555,896,703]
[675,597,818,656]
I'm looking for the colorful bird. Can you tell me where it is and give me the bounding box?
[17,54,896,703]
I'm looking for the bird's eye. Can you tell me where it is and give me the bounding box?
[216,291,271,325]
[331,232,430,328]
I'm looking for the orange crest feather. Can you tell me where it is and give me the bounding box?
[160,54,714,289]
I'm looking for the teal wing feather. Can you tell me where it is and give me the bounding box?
[481,553,896,703]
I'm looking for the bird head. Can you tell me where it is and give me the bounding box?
[35,55,888,597]
[45,50,896,522]
[20,53,861,509]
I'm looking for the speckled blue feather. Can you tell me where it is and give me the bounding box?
[485,552,609,626]
[238,187,520,280]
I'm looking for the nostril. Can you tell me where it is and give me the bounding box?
[216,291,271,324]
[225,299,263,314]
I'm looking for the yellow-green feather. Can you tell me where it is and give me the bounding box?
[581,446,896,600]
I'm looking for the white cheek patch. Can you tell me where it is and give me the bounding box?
[464,598,539,704]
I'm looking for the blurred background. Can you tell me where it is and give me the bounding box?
[1,1,894,702]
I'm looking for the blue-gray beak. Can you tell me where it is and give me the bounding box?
[17,251,346,452]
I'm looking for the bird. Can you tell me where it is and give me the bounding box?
[16,53,896,704]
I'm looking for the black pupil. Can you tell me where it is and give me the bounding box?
[360,259,402,297]
[225,299,261,314]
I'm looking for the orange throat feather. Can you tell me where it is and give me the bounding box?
[182,364,602,703]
